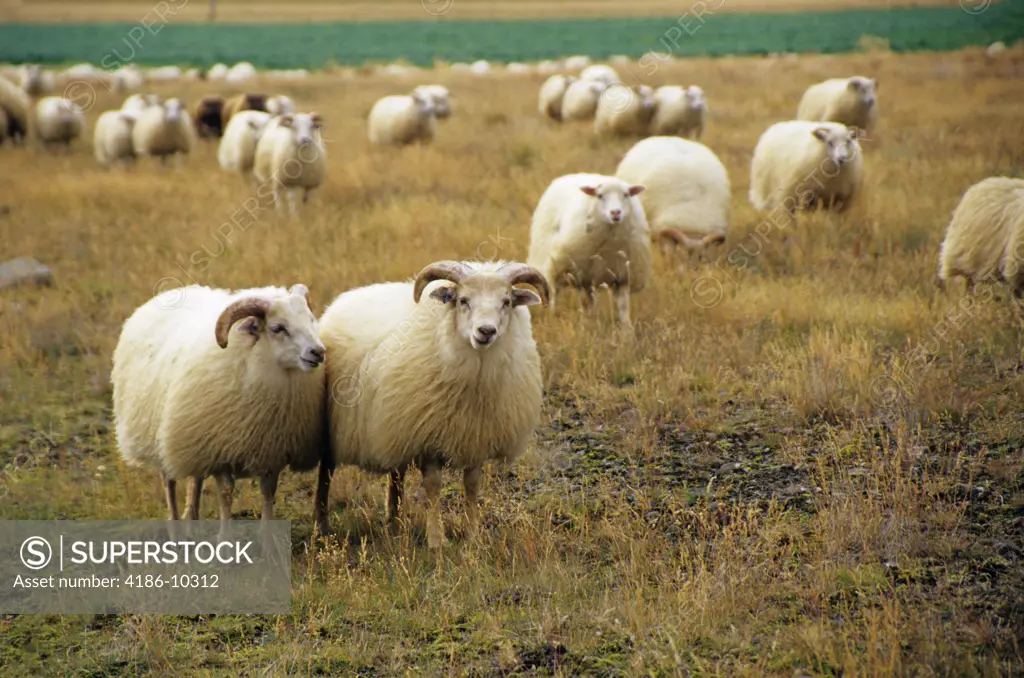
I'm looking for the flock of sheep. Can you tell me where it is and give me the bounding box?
[2,55,1020,548]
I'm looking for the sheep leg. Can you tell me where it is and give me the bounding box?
[260,470,279,522]
[420,462,444,549]
[578,286,596,312]
[312,459,334,539]
[273,184,284,213]
[184,476,203,520]
[463,465,482,538]
[214,473,235,527]
[386,467,406,524]
[162,472,180,521]
[613,284,632,327]
[303,188,311,204]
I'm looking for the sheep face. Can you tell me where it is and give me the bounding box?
[812,126,860,167]
[847,77,877,108]
[431,275,540,349]
[163,98,185,122]
[580,181,646,225]
[411,92,435,117]
[685,86,706,109]
[216,284,326,371]
[278,113,322,146]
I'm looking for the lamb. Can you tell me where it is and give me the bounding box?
[538,74,575,121]
[131,98,195,167]
[34,96,85,149]
[561,79,606,121]
[253,112,327,215]
[191,95,226,138]
[938,177,1024,295]
[367,93,436,146]
[526,173,650,326]
[796,76,878,133]
[93,109,137,168]
[616,136,730,260]
[121,93,162,115]
[649,85,706,139]
[412,85,451,119]
[112,284,327,531]
[749,121,864,214]
[579,64,619,85]
[266,95,296,116]
[221,93,269,130]
[594,84,655,137]
[318,260,549,548]
[0,76,30,145]
[219,110,273,177]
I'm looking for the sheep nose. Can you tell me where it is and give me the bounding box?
[307,346,326,364]
[610,209,622,220]
[476,325,496,338]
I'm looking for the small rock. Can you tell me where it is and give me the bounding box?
[0,257,53,290]
[717,462,743,475]
[846,467,869,477]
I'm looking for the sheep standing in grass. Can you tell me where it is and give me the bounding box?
[219,110,273,178]
[616,136,730,263]
[413,85,451,119]
[93,110,137,168]
[121,93,162,116]
[34,96,85,150]
[132,98,194,167]
[797,76,878,133]
[0,76,30,145]
[254,112,326,215]
[192,95,226,138]
[527,173,650,326]
[538,74,575,122]
[318,261,548,548]
[368,93,435,146]
[561,79,606,121]
[649,85,706,139]
[938,177,1024,295]
[749,121,864,214]
[595,84,655,137]
[113,284,328,531]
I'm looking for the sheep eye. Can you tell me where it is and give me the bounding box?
[459,298,469,308]
[271,324,287,334]
[502,298,511,308]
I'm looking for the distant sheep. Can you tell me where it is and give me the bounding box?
[34,96,85,149]
[413,85,451,119]
[649,85,706,139]
[939,177,1024,295]
[595,84,655,137]
[797,76,878,133]
[0,76,30,145]
[226,62,258,85]
[319,260,548,548]
[561,79,606,121]
[18,64,47,96]
[132,98,195,167]
[192,95,225,138]
[221,93,269,130]
[253,112,327,215]
[266,95,296,117]
[219,110,273,177]
[112,284,327,531]
[122,93,162,116]
[368,93,436,146]
[749,121,864,213]
[579,64,619,85]
[538,74,575,122]
[94,110,137,168]
[527,173,650,326]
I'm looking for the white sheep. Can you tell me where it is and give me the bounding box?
[113,284,328,531]
[132,98,194,167]
[219,110,273,177]
[121,93,162,115]
[564,55,592,70]
[579,64,619,85]
[616,136,730,260]
[146,65,182,83]
[470,60,491,76]
[938,177,1024,295]
[595,84,655,137]
[93,109,137,168]
[367,93,435,146]
[749,121,864,214]
[527,173,650,326]
[538,74,575,122]
[265,95,295,116]
[253,112,327,215]
[796,76,878,133]
[318,261,549,548]
[207,63,230,81]
[111,65,145,91]
[226,62,258,84]
[649,85,706,139]
[0,75,30,145]
[561,79,606,121]
[412,85,451,119]
[34,96,85,150]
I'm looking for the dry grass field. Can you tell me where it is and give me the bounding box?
[1,46,1024,675]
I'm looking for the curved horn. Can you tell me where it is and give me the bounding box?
[214,297,271,349]
[413,260,472,303]
[497,263,550,306]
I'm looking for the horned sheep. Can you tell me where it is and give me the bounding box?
[796,76,878,133]
[649,85,706,139]
[527,173,651,326]
[112,284,328,532]
[538,74,575,122]
[367,93,436,146]
[318,260,549,548]
[594,84,655,137]
[34,96,86,149]
[253,112,327,215]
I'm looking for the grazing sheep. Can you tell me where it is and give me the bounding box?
[561,79,606,121]
[367,93,435,146]
[207,63,230,82]
[266,95,296,117]
[595,84,655,137]
[111,65,145,91]
[797,76,878,133]
[147,66,182,83]
[750,121,864,214]
[565,55,592,70]
[412,85,451,119]
[318,260,548,548]
[192,95,226,138]
[0,76,30,145]
[616,136,731,260]
[527,173,650,325]
[219,110,273,177]
[253,112,327,215]
[579,64,620,85]
[538,74,575,122]
[113,284,327,531]
[34,96,85,149]
[132,98,195,167]
[93,109,137,168]
[221,93,269,130]
[122,93,162,115]
[470,60,491,76]
[938,177,1024,295]
[226,61,258,85]
[649,85,706,139]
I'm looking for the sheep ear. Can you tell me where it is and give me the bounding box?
[310,112,323,127]
[847,126,862,140]
[247,119,260,130]
[627,185,646,196]
[236,316,262,339]
[512,289,542,307]
[580,186,598,196]
[812,127,830,142]
[428,285,456,305]
[847,79,859,90]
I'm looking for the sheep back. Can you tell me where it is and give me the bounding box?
[132,105,194,157]
[538,74,573,121]
[93,110,135,166]
[219,110,272,173]
[797,77,878,132]
[367,95,435,146]
[595,85,654,137]
[939,177,1024,289]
